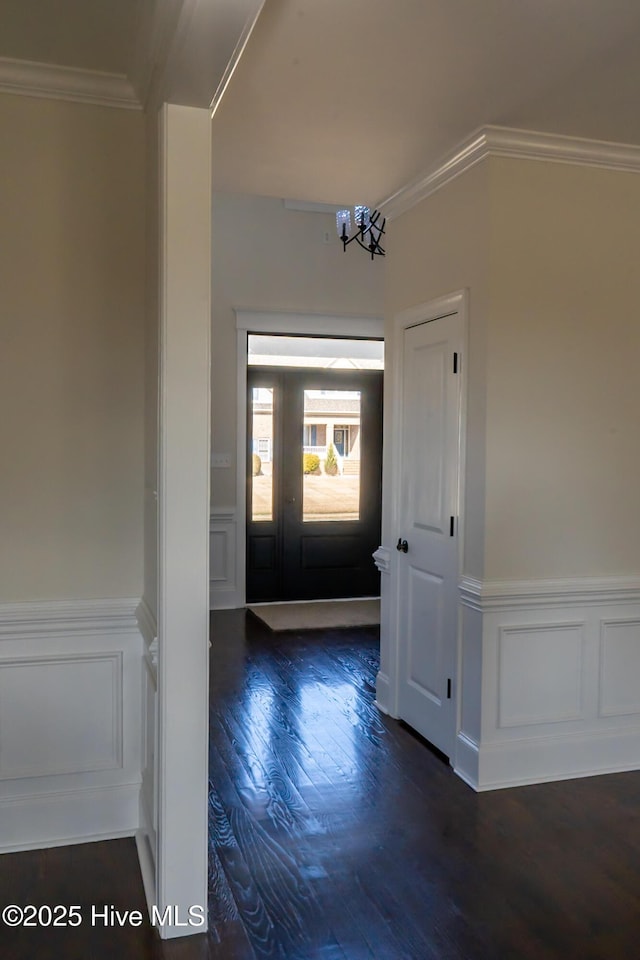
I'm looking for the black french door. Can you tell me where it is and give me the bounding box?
[247,367,383,602]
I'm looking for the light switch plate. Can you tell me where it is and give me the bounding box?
[211,452,231,468]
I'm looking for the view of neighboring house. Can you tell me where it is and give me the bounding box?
[253,389,361,474]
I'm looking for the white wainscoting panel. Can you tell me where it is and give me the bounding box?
[0,598,143,852]
[374,547,394,715]
[498,623,585,728]
[0,653,122,780]
[210,509,241,609]
[456,577,640,791]
[599,618,640,718]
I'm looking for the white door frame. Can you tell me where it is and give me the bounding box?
[234,310,383,607]
[381,290,468,741]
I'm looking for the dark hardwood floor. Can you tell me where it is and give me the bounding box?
[3,608,640,958]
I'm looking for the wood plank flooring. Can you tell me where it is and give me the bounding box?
[2,608,640,958]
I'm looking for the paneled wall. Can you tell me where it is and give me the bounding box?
[0,601,142,851]
[456,579,640,789]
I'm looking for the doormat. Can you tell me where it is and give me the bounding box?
[247,598,380,633]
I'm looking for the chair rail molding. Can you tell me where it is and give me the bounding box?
[454,575,640,791]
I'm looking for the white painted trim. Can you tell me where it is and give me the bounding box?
[234,310,385,611]
[459,575,640,611]
[235,309,384,338]
[211,509,236,523]
[236,327,249,610]
[0,597,139,638]
[379,125,640,220]
[0,651,124,780]
[453,732,479,790]
[0,783,139,854]
[457,575,640,791]
[136,830,157,923]
[136,598,158,648]
[372,547,391,575]
[0,57,140,110]
[374,671,391,715]
[209,509,242,609]
[384,290,469,721]
[472,726,640,792]
[0,595,144,849]
[157,104,210,939]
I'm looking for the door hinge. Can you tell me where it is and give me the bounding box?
[447,678,452,699]
[449,516,455,537]
[453,352,459,374]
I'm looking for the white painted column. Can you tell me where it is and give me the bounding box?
[157,103,211,938]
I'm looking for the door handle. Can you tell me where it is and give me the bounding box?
[286,497,296,504]
[396,538,408,553]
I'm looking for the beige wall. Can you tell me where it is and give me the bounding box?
[0,94,146,601]
[485,158,640,579]
[385,163,490,579]
[211,192,385,507]
[386,157,640,582]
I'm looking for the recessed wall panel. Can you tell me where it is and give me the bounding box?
[498,623,585,727]
[0,653,121,780]
[600,619,640,717]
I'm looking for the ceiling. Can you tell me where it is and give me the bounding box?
[0,0,140,75]
[3,0,640,206]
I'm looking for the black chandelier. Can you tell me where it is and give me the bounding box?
[336,205,386,259]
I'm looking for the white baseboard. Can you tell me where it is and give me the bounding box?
[453,732,479,790]
[473,726,640,792]
[375,671,393,716]
[0,597,144,852]
[457,575,640,791]
[136,829,157,921]
[0,783,139,853]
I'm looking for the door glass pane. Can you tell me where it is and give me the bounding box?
[251,387,273,521]
[303,389,361,522]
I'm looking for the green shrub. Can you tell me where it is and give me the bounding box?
[324,443,338,476]
[252,453,262,476]
[303,452,320,475]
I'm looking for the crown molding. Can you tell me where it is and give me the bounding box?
[0,57,140,110]
[380,125,640,220]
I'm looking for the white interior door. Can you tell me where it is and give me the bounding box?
[396,310,463,758]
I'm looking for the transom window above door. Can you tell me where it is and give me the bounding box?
[248,335,383,370]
